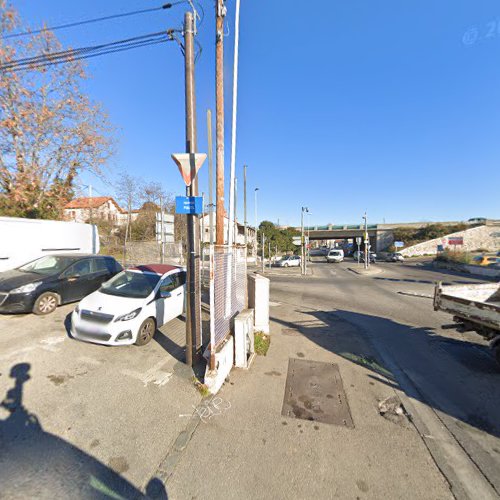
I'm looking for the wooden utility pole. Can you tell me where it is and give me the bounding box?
[215,0,226,245]
[184,11,202,366]
[207,109,214,245]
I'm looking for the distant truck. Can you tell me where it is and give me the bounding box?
[433,282,500,365]
[0,217,99,272]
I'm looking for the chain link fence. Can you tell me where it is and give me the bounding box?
[202,245,247,351]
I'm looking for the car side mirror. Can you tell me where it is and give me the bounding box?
[160,290,171,299]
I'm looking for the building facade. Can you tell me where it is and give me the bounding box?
[64,197,138,226]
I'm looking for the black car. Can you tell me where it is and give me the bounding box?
[0,254,122,315]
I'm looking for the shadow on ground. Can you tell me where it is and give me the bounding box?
[270,307,500,441]
[0,363,168,499]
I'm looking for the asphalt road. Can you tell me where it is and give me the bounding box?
[268,258,500,499]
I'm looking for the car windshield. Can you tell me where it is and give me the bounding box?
[100,270,161,299]
[18,255,75,275]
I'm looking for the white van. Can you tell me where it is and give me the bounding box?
[326,248,344,263]
[0,217,99,272]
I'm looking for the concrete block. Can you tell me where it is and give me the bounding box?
[234,309,255,369]
[204,336,234,395]
[248,273,270,334]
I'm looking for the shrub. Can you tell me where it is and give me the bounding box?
[435,250,472,264]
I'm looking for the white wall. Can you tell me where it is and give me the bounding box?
[400,225,500,257]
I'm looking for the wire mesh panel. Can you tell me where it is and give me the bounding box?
[205,245,247,350]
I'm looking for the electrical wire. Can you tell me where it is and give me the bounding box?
[0,31,177,72]
[5,38,173,73]
[1,3,186,40]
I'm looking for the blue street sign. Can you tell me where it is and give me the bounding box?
[394,241,404,248]
[175,196,203,215]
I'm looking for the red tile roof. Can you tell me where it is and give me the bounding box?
[65,197,113,209]
[130,264,182,275]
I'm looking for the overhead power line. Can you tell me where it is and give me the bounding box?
[0,30,179,72]
[1,3,184,40]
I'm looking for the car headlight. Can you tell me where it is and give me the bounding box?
[11,282,41,294]
[115,308,142,322]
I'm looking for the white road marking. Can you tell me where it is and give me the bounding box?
[0,346,36,362]
[40,336,65,345]
[121,359,173,387]
[0,336,65,361]
[269,301,281,307]
[77,356,103,365]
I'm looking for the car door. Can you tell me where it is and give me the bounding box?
[84,257,113,294]
[155,272,185,327]
[59,259,94,303]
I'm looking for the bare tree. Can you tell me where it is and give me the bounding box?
[115,173,142,246]
[0,2,114,219]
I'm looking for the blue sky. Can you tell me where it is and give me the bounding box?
[10,0,500,226]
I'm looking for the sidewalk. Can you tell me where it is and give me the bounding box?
[165,301,451,499]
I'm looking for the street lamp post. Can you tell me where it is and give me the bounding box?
[254,187,259,263]
[362,212,369,270]
[307,212,312,264]
[301,206,309,275]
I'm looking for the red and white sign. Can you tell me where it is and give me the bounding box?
[448,237,464,246]
[171,153,207,186]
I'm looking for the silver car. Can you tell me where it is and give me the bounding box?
[385,252,404,262]
[277,255,301,267]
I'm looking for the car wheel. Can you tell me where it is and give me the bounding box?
[33,292,59,315]
[284,263,289,267]
[135,317,156,346]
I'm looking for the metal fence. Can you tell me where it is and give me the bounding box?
[203,245,247,351]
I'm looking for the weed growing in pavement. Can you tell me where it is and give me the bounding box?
[254,331,271,356]
[191,376,211,397]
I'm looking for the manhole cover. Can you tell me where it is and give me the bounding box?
[281,358,354,427]
[282,328,300,336]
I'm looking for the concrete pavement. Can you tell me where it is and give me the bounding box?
[166,286,452,499]
[0,304,202,498]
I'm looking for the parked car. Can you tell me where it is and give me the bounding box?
[0,254,122,315]
[353,251,377,263]
[325,249,344,263]
[277,255,301,267]
[71,264,186,346]
[309,248,326,257]
[473,255,499,266]
[385,252,405,262]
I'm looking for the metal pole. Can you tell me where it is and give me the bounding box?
[301,208,304,275]
[262,232,265,273]
[207,109,214,246]
[184,11,201,367]
[243,165,247,252]
[254,187,259,260]
[268,242,271,269]
[88,184,93,225]
[159,194,165,264]
[234,178,238,245]
[363,212,370,269]
[215,0,226,246]
[228,0,241,247]
[201,192,205,245]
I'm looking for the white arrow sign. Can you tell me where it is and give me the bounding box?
[171,153,207,186]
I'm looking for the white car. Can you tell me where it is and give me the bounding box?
[277,255,301,267]
[70,264,186,346]
[325,249,344,263]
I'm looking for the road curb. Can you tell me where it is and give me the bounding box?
[347,266,383,276]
